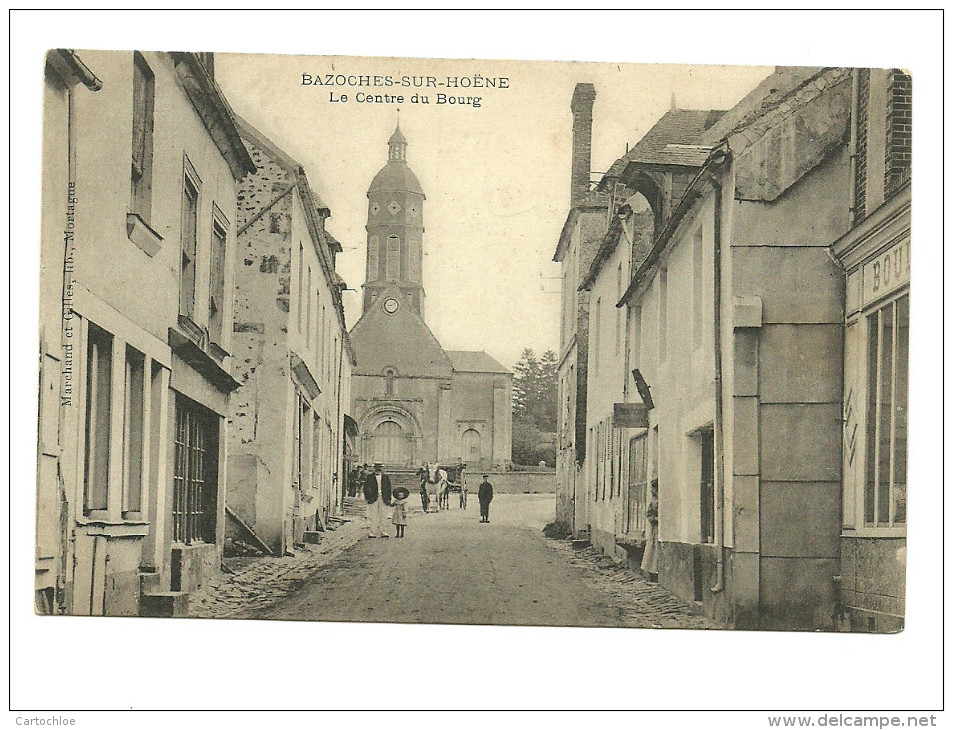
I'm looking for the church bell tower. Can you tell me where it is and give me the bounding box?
[363,121,427,316]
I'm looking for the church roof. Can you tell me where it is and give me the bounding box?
[348,286,453,377]
[368,160,425,196]
[389,124,408,147]
[447,351,511,375]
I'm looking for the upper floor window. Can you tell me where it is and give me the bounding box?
[384,367,396,396]
[130,52,155,223]
[180,171,200,320]
[208,215,227,345]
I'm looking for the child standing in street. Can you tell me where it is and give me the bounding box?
[391,486,409,538]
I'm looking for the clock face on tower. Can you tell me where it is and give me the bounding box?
[409,203,419,218]
[383,297,400,315]
[370,202,380,215]
[387,201,401,215]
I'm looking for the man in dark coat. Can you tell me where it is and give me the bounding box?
[363,463,392,538]
[478,474,493,523]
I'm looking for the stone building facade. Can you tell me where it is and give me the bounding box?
[349,126,512,472]
[834,68,910,633]
[226,118,355,557]
[562,68,896,631]
[37,50,254,615]
[553,84,609,533]
[579,107,724,564]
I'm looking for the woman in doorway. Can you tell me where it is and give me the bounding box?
[641,479,659,581]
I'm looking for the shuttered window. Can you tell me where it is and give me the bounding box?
[180,176,199,319]
[209,218,227,344]
[131,53,155,221]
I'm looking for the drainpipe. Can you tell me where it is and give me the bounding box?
[708,148,729,594]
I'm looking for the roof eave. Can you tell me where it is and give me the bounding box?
[171,52,256,180]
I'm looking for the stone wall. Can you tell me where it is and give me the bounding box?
[463,470,555,494]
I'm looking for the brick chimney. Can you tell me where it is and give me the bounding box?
[571,83,596,207]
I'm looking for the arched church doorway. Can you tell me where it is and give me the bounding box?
[371,419,411,465]
[462,428,482,464]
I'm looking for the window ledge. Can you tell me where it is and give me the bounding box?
[126,212,163,257]
[75,519,151,538]
[841,527,906,539]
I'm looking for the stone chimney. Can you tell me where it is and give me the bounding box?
[570,83,596,207]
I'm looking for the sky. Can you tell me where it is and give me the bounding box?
[215,55,771,368]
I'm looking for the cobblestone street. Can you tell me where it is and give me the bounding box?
[190,494,717,630]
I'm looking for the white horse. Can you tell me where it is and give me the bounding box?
[426,462,449,511]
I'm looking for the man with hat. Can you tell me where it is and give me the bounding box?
[478,474,494,523]
[363,462,392,538]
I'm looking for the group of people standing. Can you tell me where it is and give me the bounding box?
[360,462,495,538]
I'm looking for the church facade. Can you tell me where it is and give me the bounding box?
[349,125,512,471]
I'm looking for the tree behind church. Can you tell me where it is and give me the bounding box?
[512,348,558,465]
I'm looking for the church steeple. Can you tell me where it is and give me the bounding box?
[388,117,408,161]
[364,120,426,316]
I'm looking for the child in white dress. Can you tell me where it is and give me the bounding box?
[391,487,409,538]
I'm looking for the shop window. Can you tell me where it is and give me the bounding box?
[84,324,113,514]
[122,347,145,515]
[172,395,219,544]
[864,294,908,527]
[626,434,647,533]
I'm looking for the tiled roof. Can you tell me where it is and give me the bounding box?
[446,350,511,374]
[601,108,725,183]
